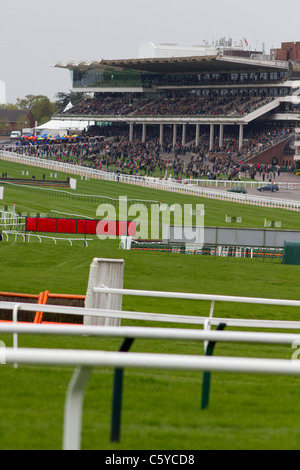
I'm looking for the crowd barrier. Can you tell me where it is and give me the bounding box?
[1,151,300,211]
[2,231,93,247]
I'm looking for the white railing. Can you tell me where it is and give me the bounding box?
[4,294,300,330]
[1,231,93,246]
[2,288,300,450]
[1,150,300,211]
[1,316,300,450]
[93,285,300,307]
[3,345,300,450]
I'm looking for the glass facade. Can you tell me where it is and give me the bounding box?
[71,68,289,91]
[72,68,144,88]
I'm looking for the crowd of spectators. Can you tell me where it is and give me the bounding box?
[1,122,294,181]
[64,96,142,116]
[61,93,274,118]
[131,94,273,117]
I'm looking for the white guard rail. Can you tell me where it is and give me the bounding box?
[2,288,300,450]
[1,150,300,211]
[4,321,300,345]
[3,293,300,331]
[2,322,300,450]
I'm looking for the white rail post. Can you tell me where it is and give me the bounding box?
[204,301,215,353]
[84,258,125,326]
[63,366,92,451]
[12,303,21,369]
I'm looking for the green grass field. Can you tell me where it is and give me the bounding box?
[1,158,300,450]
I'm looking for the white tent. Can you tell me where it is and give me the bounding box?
[36,118,94,136]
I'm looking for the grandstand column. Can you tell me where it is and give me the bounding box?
[182,124,186,146]
[195,124,200,147]
[173,124,177,149]
[129,123,134,142]
[142,123,146,143]
[239,124,244,149]
[219,124,224,149]
[209,124,214,151]
[159,123,164,147]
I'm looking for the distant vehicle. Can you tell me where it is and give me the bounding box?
[257,184,279,192]
[22,128,34,136]
[227,187,247,194]
[10,131,21,140]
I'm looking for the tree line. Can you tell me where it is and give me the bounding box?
[0,91,84,126]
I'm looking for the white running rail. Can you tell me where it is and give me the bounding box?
[2,321,300,450]
[2,289,300,450]
[1,150,300,211]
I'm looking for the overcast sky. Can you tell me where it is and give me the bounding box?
[1,0,299,103]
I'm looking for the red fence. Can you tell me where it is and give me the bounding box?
[26,217,136,237]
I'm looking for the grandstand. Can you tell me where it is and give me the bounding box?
[54,40,300,170]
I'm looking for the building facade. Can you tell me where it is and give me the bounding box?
[54,41,300,167]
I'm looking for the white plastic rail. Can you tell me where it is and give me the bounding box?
[2,296,300,450]
[2,322,300,345]
[3,346,300,450]
[2,298,300,331]
[94,286,300,307]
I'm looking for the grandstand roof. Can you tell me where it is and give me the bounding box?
[55,55,289,74]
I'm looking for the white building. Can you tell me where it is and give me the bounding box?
[138,42,220,59]
[0,81,6,105]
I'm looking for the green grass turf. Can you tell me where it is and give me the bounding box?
[1,158,300,230]
[1,158,300,449]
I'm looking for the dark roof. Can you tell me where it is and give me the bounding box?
[0,109,33,123]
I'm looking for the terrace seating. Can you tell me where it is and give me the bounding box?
[61,94,274,118]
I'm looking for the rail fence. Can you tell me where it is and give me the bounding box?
[1,230,93,246]
[1,150,300,211]
[2,287,300,449]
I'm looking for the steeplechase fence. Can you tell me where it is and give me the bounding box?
[131,239,284,260]
[0,208,136,246]
[2,258,300,449]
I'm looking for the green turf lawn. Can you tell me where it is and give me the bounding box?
[1,158,300,230]
[1,158,300,450]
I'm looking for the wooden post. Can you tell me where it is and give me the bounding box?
[84,258,125,326]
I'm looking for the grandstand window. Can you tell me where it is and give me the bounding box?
[72,69,104,88]
[72,68,144,89]
[259,72,268,81]
[250,73,258,82]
